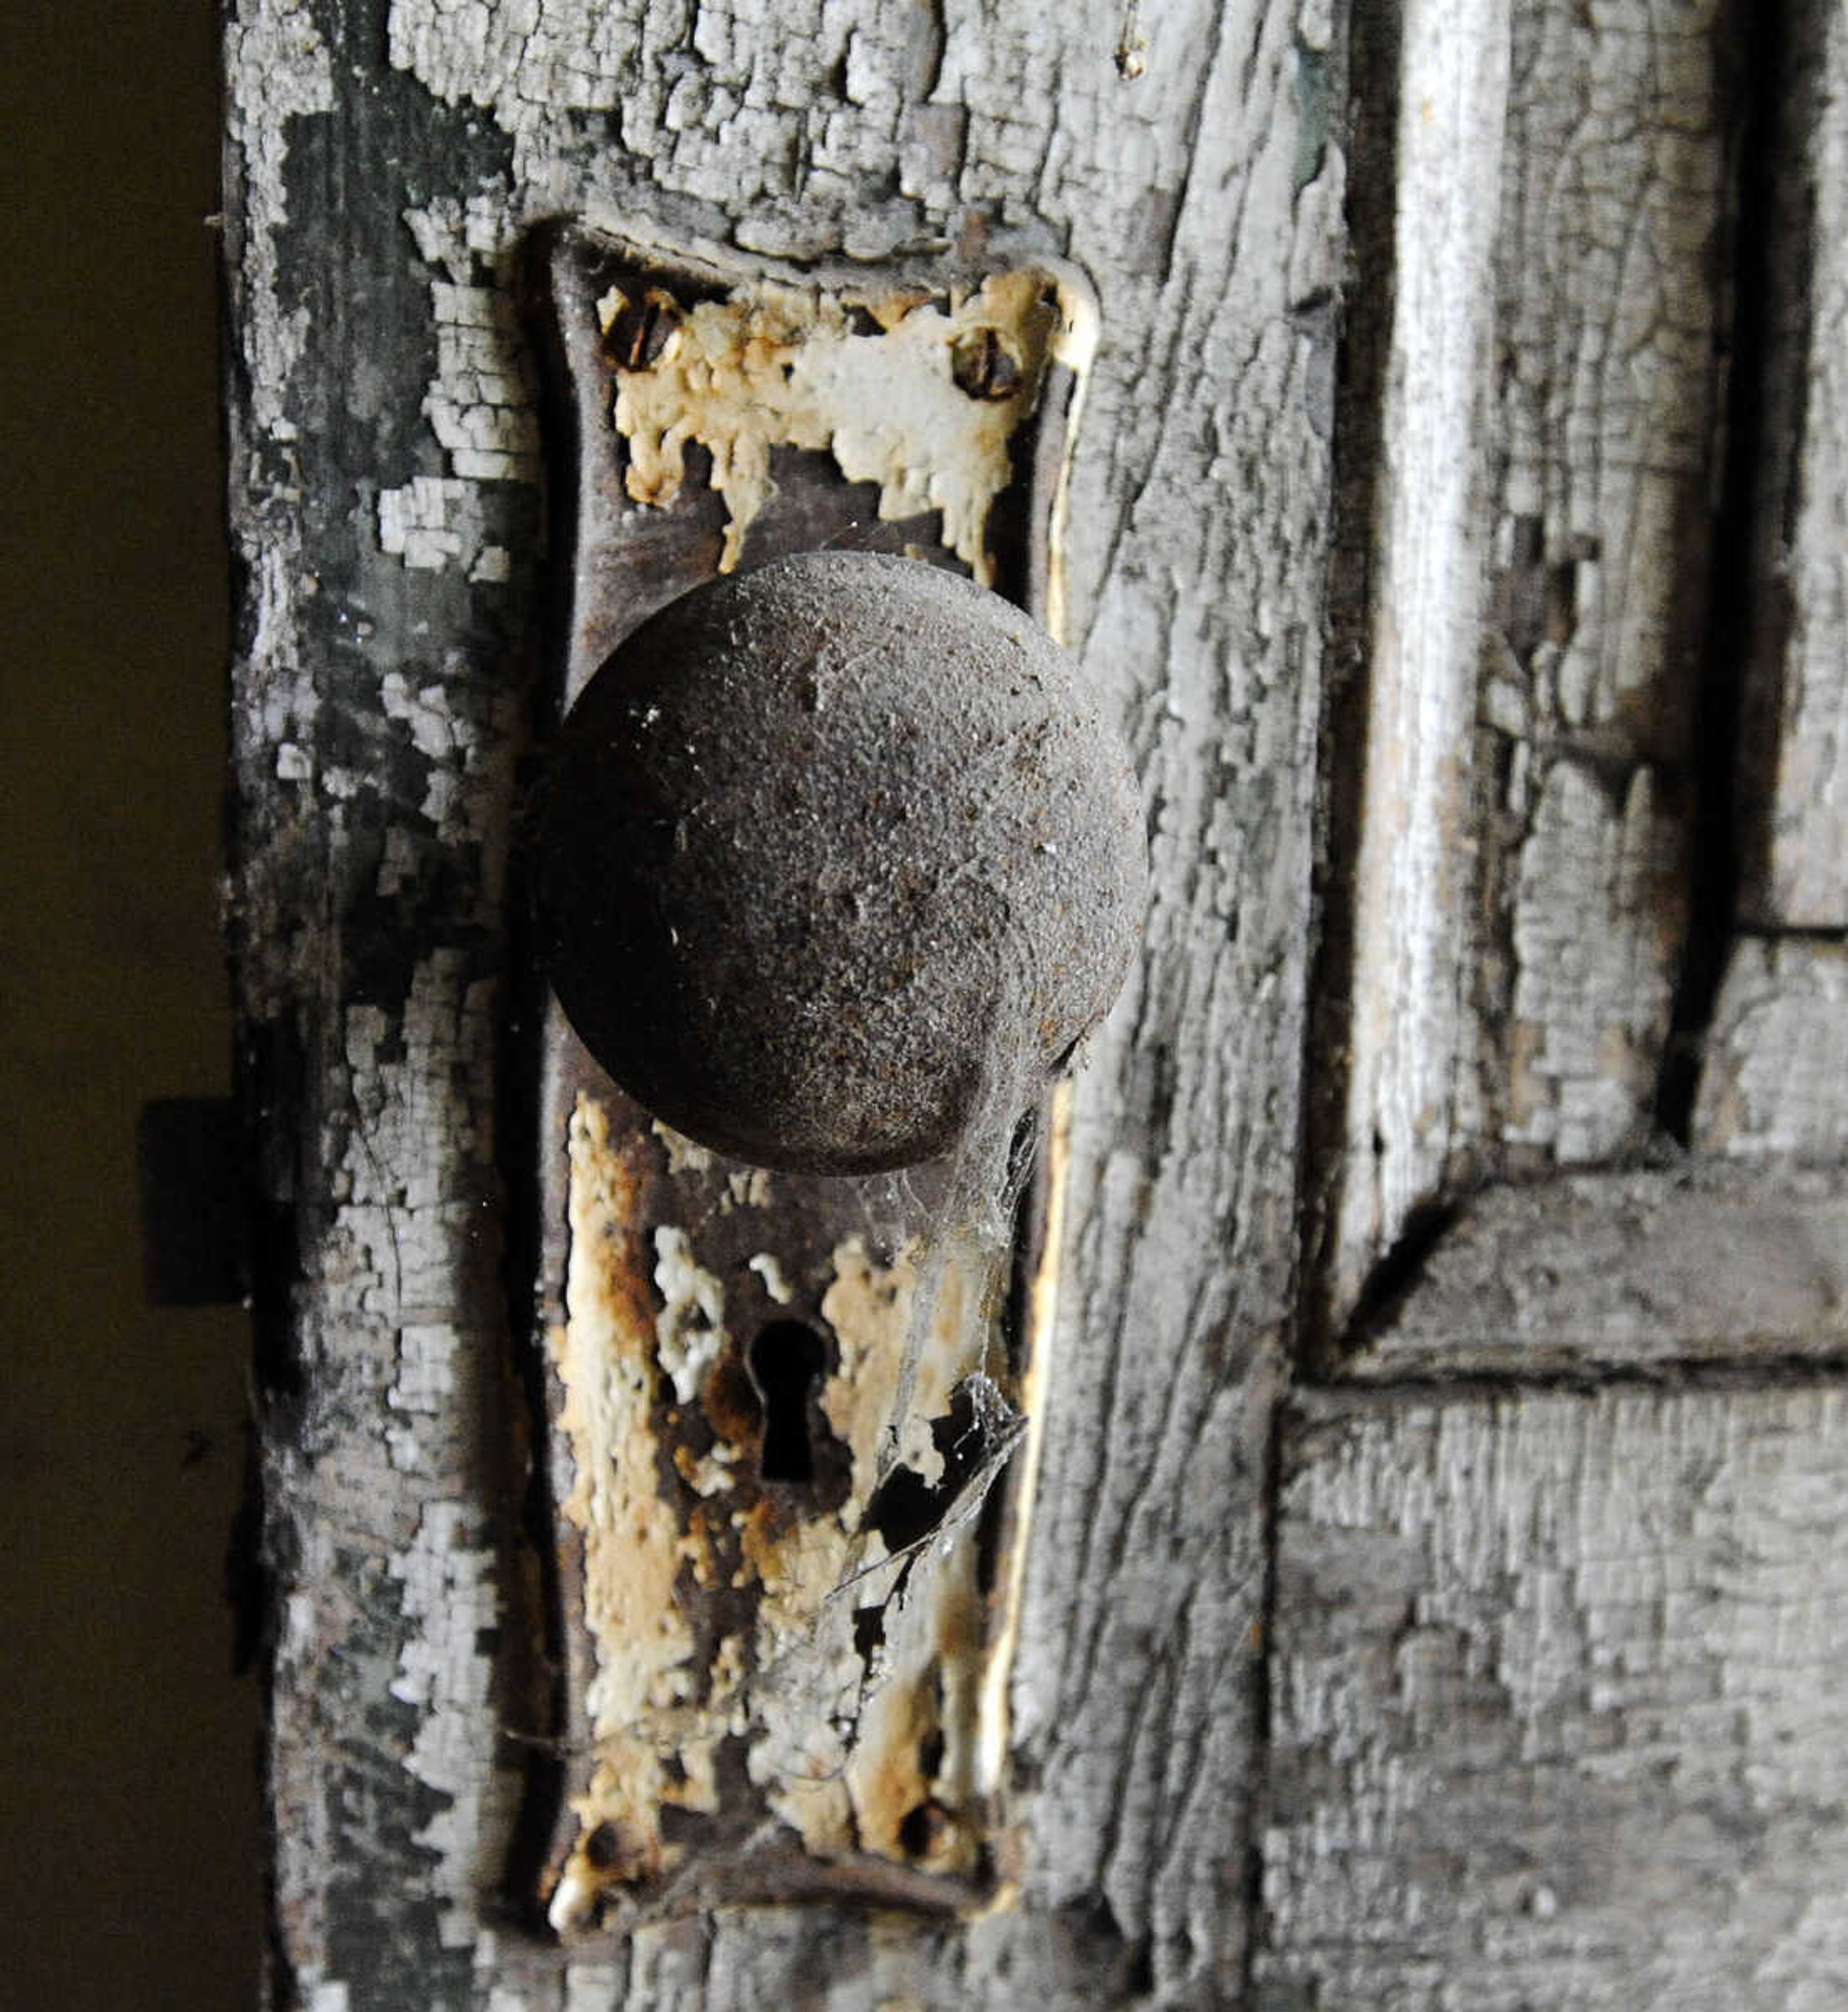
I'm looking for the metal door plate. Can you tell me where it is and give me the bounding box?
[522,223,1097,1931]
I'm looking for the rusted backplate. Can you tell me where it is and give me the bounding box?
[522,224,1096,1930]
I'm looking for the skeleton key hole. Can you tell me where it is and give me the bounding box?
[748,1320,828,1483]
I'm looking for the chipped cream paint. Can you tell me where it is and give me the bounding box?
[549,1095,1023,1925]
[549,1097,710,1920]
[744,1236,987,1869]
[603,267,1091,581]
[650,1119,717,1175]
[726,1166,773,1209]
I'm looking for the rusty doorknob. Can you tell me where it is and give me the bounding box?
[531,551,1148,1174]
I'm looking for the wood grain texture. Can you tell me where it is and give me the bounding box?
[1341,1162,1848,1380]
[225,0,1344,2002]
[1693,937,1848,1160]
[1256,1384,1848,2011]
[1319,0,1733,1334]
[1738,0,1848,930]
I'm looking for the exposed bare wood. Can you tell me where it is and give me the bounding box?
[227,0,1344,2003]
[1257,1384,1848,2008]
[1693,937,1848,1160]
[1320,0,1733,1334]
[1738,0,1848,930]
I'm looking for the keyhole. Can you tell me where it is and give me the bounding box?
[748,1321,827,1483]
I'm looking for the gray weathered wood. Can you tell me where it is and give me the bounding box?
[1256,1384,1848,2009]
[1341,1162,1848,1381]
[226,0,1344,2002]
[1694,938,1848,1160]
[1316,0,1734,1335]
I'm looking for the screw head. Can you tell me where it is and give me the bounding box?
[949,326,1024,401]
[532,552,1147,1173]
[602,286,682,371]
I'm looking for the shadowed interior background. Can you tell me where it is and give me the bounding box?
[1,2,262,2002]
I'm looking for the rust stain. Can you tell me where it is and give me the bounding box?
[547,1096,1029,1926]
[548,1095,704,1928]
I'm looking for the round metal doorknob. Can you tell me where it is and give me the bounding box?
[531,551,1147,1174]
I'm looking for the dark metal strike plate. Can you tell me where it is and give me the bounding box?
[523,223,1097,1933]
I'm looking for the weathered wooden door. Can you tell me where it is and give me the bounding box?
[228,0,1848,2004]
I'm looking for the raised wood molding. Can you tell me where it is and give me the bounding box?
[1312,0,1737,1341]
[1737,0,1848,931]
[1339,1162,1848,1382]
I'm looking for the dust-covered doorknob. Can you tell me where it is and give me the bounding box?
[531,550,1147,1174]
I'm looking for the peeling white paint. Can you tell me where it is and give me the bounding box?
[379,474,491,573]
[653,1225,726,1405]
[227,0,334,440]
[388,1502,500,1948]
[386,1321,462,1472]
[427,275,541,483]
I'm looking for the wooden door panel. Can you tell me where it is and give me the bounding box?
[1257,1384,1848,2009]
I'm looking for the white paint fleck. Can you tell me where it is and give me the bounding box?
[653,1225,726,1404]
[652,1120,716,1174]
[378,474,489,573]
[748,1251,794,1303]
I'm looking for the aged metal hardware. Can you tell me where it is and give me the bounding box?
[524,225,1115,1932]
[532,550,1147,1174]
